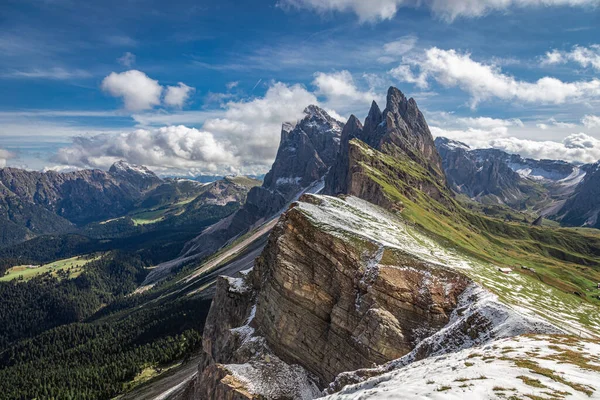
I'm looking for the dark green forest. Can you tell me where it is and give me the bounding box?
[0,250,212,399]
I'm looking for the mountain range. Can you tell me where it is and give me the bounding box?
[435,137,600,228]
[1,87,599,400]
[0,161,261,248]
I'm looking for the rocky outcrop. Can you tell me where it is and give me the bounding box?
[185,195,481,399]
[263,105,343,199]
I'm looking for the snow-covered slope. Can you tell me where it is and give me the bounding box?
[327,335,600,399]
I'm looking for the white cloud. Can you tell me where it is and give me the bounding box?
[2,67,91,80]
[278,0,599,22]
[491,134,600,163]
[54,82,320,174]
[205,82,318,165]
[164,83,195,108]
[542,44,600,70]
[457,116,524,129]
[432,126,600,163]
[117,52,136,67]
[389,64,429,88]
[53,126,238,174]
[101,70,163,111]
[536,117,576,129]
[312,70,380,113]
[582,114,600,128]
[383,36,418,56]
[398,47,600,107]
[226,81,239,90]
[0,149,14,167]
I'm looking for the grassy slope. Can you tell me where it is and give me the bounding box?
[0,255,100,282]
[349,139,600,333]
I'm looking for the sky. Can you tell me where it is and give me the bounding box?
[1,0,600,176]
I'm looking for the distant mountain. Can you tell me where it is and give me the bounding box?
[557,162,600,229]
[0,162,260,248]
[434,137,588,214]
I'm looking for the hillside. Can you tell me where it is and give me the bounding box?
[176,87,600,399]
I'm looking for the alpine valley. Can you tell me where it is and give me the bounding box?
[1,88,600,400]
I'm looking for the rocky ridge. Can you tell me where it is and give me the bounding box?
[183,195,560,399]
[176,87,598,400]
[325,87,446,203]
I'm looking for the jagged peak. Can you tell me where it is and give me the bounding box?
[109,160,157,177]
[368,100,382,117]
[345,114,363,129]
[435,137,471,151]
[362,101,383,137]
[303,104,332,121]
[280,121,296,143]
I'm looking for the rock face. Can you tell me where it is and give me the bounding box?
[325,87,447,208]
[558,162,600,228]
[263,105,343,199]
[186,195,478,399]
[249,196,470,384]
[170,106,343,269]
[434,137,583,210]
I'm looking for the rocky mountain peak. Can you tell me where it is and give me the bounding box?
[434,137,471,152]
[108,160,162,192]
[364,100,383,133]
[109,160,156,177]
[262,106,343,197]
[325,86,447,200]
[341,114,363,142]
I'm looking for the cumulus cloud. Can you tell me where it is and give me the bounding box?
[278,0,599,22]
[582,114,600,128]
[389,65,429,88]
[101,70,163,111]
[542,44,600,70]
[117,52,136,67]
[313,70,380,113]
[205,82,318,165]
[491,134,600,163]
[55,82,320,174]
[164,83,195,108]
[431,126,600,163]
[53,126,238,173]
[395,47,600,107]
[0,149,14,167]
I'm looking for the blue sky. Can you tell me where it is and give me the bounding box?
[1,0,600,175]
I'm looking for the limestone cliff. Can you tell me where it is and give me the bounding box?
[179,195,557,399]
